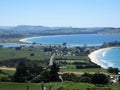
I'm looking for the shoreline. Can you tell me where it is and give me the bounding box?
[19,36,39,43]
[88,47,120,69]
[19,35,75,43]
[19,35,101,46]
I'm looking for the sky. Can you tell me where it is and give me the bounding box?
[0,0,120,27]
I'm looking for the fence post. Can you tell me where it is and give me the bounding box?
[27,85,29,90]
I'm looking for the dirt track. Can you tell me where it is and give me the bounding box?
[0,67,16,71]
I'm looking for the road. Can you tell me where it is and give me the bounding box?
[0,67,16,71]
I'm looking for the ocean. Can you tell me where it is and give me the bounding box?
[97,47,120,69]
[24,34,120,46]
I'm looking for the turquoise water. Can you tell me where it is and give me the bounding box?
[24,34,120,46]
[97,48,120,69]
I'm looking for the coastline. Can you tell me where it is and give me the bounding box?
[19,34,77,43]
[88,47,111,69]
[88,47,120,69]
[19,36,39,43]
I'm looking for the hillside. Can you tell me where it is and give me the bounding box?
[0,25,120,38]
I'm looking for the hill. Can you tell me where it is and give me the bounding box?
[0,25,120,38]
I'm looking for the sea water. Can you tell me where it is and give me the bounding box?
[97,48,120,69]
[24,34,120,46]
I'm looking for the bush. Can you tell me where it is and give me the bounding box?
[0,74,11,81]
[31,74,41,83]
[107,67,119,74]
[92,73,109,85]
[62,73,77,82]
[80,76,91,83]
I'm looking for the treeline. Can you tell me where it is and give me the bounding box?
[101,41,120,48]
[61,72,110,85]
[58,61,101,69]
[107,67,120,74]
[76,65,101,69]
[0,58,49,67]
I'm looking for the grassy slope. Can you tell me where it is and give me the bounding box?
[0,82,119,90]
[0,47,50,61]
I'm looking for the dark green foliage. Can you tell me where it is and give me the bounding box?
[31,74,42,83]
[119,76,120,83]
[0,58,48,67]
[39,70,51,82]
[49,63,60,82]
[15,47,22,50]
[107,67,119,74]
[81,72,93,78]
[30,53,35,56]
[13,61,29,82]
[13,60,43,82]
[0,70,11,82]
[80,73,93,83]
[91,73,109,85]
[32,62,60,82]
[102,41,120,47]
[0,74,11,81]
[80,76,91,83]
[62,73,77,82]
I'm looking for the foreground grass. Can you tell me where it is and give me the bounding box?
[0,81,119,90]
[0,82,40,90]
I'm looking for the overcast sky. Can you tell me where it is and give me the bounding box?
[0,0,120,27]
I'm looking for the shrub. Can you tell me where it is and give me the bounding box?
[92,73,109,85]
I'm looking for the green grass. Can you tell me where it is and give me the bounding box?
[0,82,41,90]
[0,82,119,90]
[2,70,15,76]
[0,38,21,43]
[60,65,107,73]
[108,84,120,90]
[0,48,50,61]
[56,55,89,61]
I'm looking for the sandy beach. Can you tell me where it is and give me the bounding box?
[88,47,113,69]
[19,36,40,43]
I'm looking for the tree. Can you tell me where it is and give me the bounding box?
[80,76,91,83]
[92,73,109,85]
[13,61,29,82]
[40,70,51,82]
[62,42,67,47]
[113,68,119,74]
[80,73,93,83]
[107,67,119,74]
[30,53,35,56]
[62,73,77,81]
[49,62,60,82]
[119,76,120,83]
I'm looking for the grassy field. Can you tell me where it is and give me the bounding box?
[2,70,15,75]
[0,38,22,43]
[0,82,119,90]
[0,47,50,61]
[60,65,107,73]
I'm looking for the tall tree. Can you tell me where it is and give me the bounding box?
[49,62,60,81]
[13,61,29,82]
